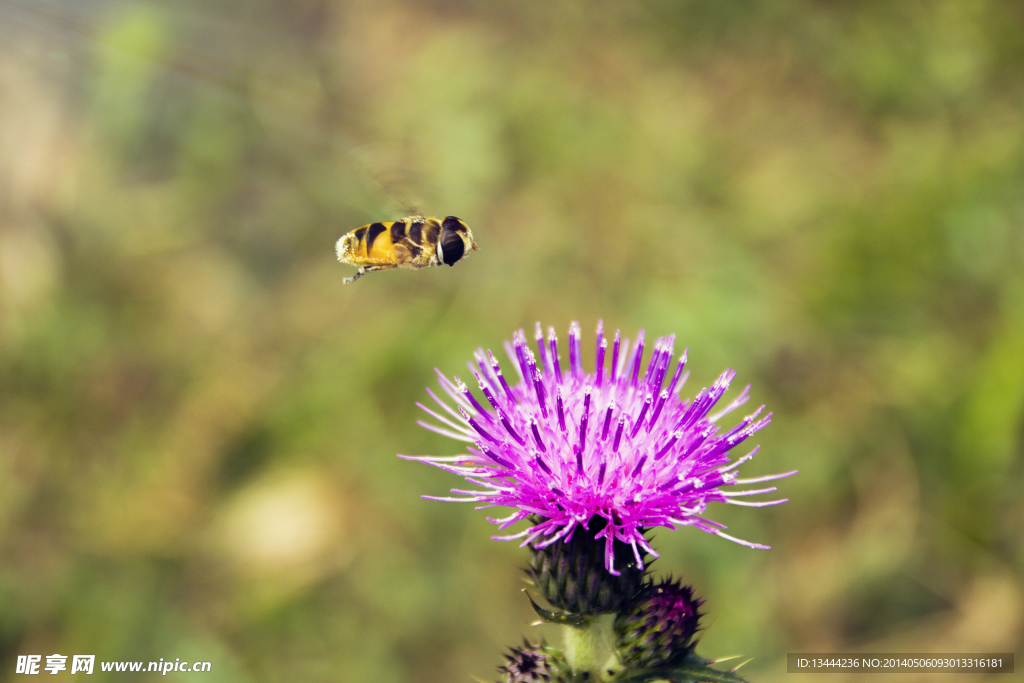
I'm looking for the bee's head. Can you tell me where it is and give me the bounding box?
[438,216,476,267]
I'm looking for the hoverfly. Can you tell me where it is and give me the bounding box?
[336,215,477,284]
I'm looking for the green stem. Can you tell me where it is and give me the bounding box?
[562,615,617,680]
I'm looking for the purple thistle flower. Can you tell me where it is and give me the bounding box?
[614,578,704,669]
[402,321,795,575]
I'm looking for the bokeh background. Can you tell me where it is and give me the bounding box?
[1,1,1022,681]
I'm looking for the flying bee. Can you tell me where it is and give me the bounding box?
[336,215,478,284]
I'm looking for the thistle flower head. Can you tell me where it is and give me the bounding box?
[614,578,704,668]
[403,321,795,575]
[497,640,565,683]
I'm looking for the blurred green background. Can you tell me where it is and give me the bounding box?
[1,1,1022,681]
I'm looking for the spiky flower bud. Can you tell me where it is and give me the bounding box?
[527,518,647,615]
[613,578,704,669]
[497,640,566,683]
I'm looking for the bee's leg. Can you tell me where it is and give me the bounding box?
[343,268,366,284]
[343,264,395,284]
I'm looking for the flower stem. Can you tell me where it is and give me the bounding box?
[562,615,616,680]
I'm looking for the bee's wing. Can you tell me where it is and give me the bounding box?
[392,243,415,265]
[347,145,434,217]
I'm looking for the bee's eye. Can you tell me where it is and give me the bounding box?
[442,216,465,232]
[440,229,465,266]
